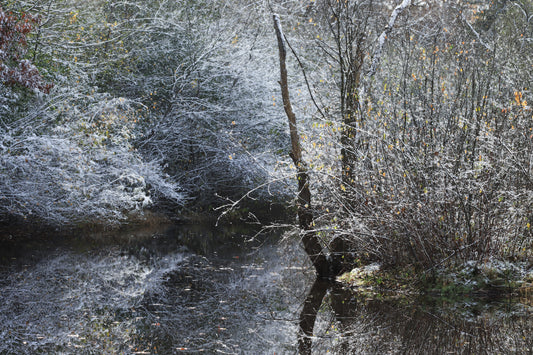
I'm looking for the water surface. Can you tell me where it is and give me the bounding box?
[0,224,531,354]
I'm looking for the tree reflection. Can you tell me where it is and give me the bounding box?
[298,280,358,354]
[298,280,533,354]
[298,280,328,354]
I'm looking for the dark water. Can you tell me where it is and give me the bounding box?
[0,224,531,354]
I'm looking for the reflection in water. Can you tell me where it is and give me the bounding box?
[298,280,328,354]
[298,280,532,354]
[0,224,311,353]
[0,224,531,354]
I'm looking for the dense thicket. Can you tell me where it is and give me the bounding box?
[271,0,533,268]
[0,0,288,226]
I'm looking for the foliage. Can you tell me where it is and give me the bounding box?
[0,6,52,93]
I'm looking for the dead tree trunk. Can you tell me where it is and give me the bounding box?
[273,14,330,277]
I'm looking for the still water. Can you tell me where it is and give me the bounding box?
[0,224,531,354]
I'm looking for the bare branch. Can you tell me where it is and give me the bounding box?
[368,0,412,79]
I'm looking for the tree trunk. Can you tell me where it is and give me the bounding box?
[340,42,363,189]
[273,14,330,277]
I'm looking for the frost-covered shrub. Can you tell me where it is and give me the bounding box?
[0,94,183,226]
[0,0,291,226]
[128,0,291,205]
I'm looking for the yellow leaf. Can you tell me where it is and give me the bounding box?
[515,91,522,105]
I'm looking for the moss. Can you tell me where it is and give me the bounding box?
[337,264,419,298]
[338,261,532,302]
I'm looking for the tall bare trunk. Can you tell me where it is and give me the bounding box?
[273,14,329,277]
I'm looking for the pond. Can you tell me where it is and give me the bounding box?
[0,224,531,354]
